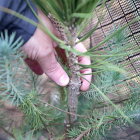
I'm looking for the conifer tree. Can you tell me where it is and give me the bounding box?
[0,0,140,139]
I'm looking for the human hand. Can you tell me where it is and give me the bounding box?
[75,41,92,91]
[22,8,91,91]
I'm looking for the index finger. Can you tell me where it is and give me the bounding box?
[75,41,92,91]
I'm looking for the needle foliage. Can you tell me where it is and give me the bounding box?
[32,0,101,27]
[0,0,140,139]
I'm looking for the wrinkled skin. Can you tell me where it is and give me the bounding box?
[22,8,92,91]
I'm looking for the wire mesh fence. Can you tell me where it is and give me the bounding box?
[79,0,140,139]
[80,0,140,95]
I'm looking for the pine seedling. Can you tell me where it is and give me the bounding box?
[26,0,140,137]
[0,0,140,139]
[29,0,106,127]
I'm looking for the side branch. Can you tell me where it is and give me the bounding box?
[40,100,87,118]
[74,128,91,140]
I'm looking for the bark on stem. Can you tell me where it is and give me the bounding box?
[65,51,81,124]
[64,50,81,140]
[48,13,80,136]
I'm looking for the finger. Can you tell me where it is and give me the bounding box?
[53,41,58,48]
[37,8,61,47]
[52,30,62,48]
[37,48,69,86]
[80,69,92,91]
[75,41,92,91]
[75,42,90,66]
[24,58,44,75]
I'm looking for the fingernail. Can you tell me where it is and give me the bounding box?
[58,74,69,86]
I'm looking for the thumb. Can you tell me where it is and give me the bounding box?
[38,51,69,86]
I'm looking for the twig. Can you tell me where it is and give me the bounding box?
[40,100,88,118]
[74,118,118,140]
[47,122,87,126]
[1,127,15,139]
[74,128,91,140]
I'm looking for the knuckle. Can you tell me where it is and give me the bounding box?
[24,45,39,60]
[38,47,53,59]
[30,47,39,60]
[46,62,59,74]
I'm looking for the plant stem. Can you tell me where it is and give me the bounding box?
[75,128,91,140]
[48,14,81,138]
[63,50,81,140]
[1,127,15,139]
[66,51,81,123]
[41,100,87,118]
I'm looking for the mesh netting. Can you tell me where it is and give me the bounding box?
[80,0,140,95]
[79,1,140,138]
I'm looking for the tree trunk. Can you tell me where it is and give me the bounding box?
[65,51,81,123]
[64,51,81,140]
[48,13,81,138]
